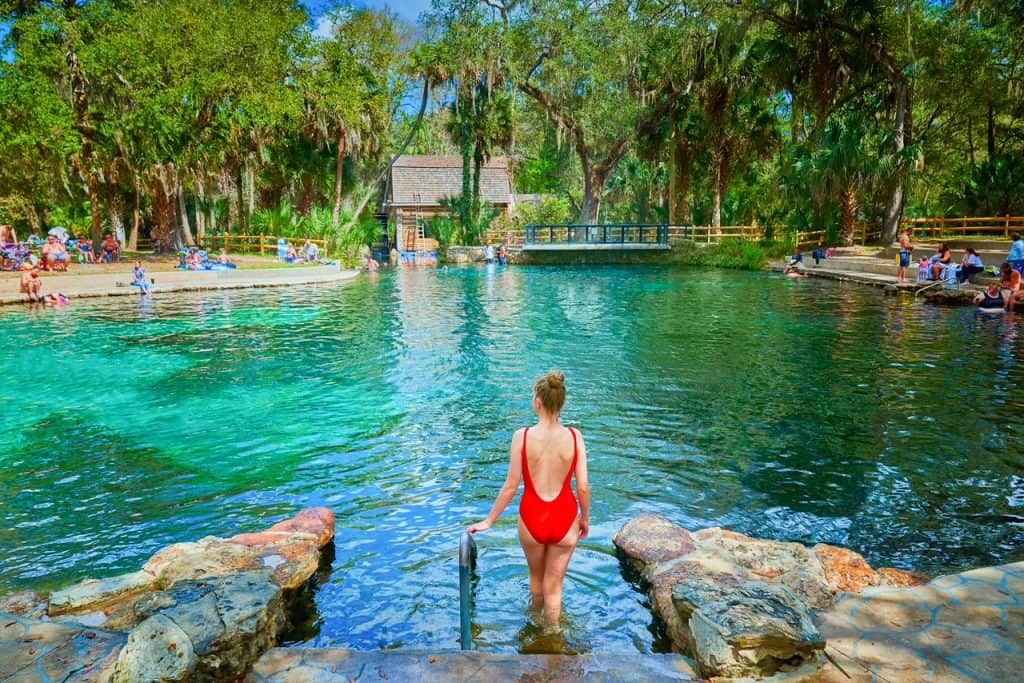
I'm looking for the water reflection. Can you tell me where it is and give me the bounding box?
[1,266,1023,653]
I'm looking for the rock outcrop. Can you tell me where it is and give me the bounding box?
[613,514,928,680]
[1,507,334,683]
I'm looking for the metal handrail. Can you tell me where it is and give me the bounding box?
[524,223,669,246]
[459,532,478,650]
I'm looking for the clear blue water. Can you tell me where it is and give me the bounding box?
[1,265,1022,653]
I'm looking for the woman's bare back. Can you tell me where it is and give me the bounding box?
[524,424,576,500]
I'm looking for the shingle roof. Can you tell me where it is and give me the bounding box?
[390,155,511,206]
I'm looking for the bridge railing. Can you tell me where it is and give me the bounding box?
[524,224,669,245]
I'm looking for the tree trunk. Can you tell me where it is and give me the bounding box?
[106,185,125,249]
[669,133,693,224]
[332,129,347,231]
[194,177,206,242]
[458,115,472,239]
[882,81,908,243]
[987,101,996,162]
[147,169,178,252]
[86,175,104,250]
[128,180,140,252]
[967,117,975,166]
[247,162,255,219]
[472,142,484,243]
[711,155,723,228]
[235,162,246,233]
[839,179,858,247]
[177,182,195,246]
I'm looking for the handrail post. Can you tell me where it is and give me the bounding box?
[459,532,477,650]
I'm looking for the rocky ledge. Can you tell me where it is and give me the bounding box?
[0,507,334,682]
[613,514,927,680]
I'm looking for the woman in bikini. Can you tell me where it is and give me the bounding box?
[468,371,591,627]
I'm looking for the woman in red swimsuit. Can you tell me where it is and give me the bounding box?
[468,371,591,626]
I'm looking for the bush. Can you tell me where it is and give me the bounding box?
[671,239,770,270]
[514,196,572,226]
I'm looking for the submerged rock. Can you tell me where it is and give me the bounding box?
[922,287,977,305]
[614,516,928,680]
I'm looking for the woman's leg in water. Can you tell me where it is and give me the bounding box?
[539,522,580,626]
[518,519,546,612]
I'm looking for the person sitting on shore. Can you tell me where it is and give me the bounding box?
[302,240,320,263]
[101,233,120,263]
[186,248,203,270]
[1,224,17,245]
[285,243,298,264]
[929,243,952,281]
[20,263,42,302]
[41,234,69,271]
[77,236,95,263]
[1007,232,1024,274]
[217,249,236,267]
[958,247,985,283]
[999,262,1022,311]
[131,260,152,295]
[975,282,1006,311]
[27,228,43,247]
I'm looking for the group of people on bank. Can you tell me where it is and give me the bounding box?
[2,225,122,272]
[898,228,1024,311]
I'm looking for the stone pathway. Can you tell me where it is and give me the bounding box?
[816,562,1024,682]
[0,614,124,682]
[247,649,696,682]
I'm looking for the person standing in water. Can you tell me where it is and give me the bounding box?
[468,371,591,627]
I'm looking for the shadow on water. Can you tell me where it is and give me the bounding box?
[279,541,336,645]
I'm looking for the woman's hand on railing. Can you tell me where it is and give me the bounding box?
[467,519,492,534]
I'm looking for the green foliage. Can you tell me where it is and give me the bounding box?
[514,196,572,227]
[672,240,770,271]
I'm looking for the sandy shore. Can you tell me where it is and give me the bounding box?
[1,256,360,306]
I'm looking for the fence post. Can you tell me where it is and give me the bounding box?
[260,234,265,255]
[1006,215,1011,238]
[225,233,231,252]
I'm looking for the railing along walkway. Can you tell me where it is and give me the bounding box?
[524,224,669,249]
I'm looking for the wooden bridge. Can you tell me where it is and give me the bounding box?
[523,224,670,250]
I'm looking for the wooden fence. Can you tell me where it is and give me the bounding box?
[879,216,1024,239]
[132,234,328,255]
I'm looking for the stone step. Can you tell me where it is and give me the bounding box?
[247,648,697,682]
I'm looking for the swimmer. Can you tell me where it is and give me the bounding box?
[468,372,590,628]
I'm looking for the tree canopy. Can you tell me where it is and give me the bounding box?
[2,0,1024,246]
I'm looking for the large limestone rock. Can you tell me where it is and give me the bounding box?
[613,514,928,680]
[113,570,285,681]
[0,508,335,683]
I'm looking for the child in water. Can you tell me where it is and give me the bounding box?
[131,260,152,295]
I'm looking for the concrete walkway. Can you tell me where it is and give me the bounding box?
[816,562,1024,682]
[0,264,359,306]
[246,649,696,682]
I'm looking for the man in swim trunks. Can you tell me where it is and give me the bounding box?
[897,228,914,283]
[41,235,69,271]
[468,371,591,627]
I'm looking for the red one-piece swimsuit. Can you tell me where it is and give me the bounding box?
[519,426,580,544]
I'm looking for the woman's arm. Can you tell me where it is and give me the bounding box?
[573,429,591,539]
[467,429,524,533]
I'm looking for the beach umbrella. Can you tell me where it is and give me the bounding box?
[47,226,69,242]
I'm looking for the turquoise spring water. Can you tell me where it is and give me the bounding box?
[1,265,1022,652]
